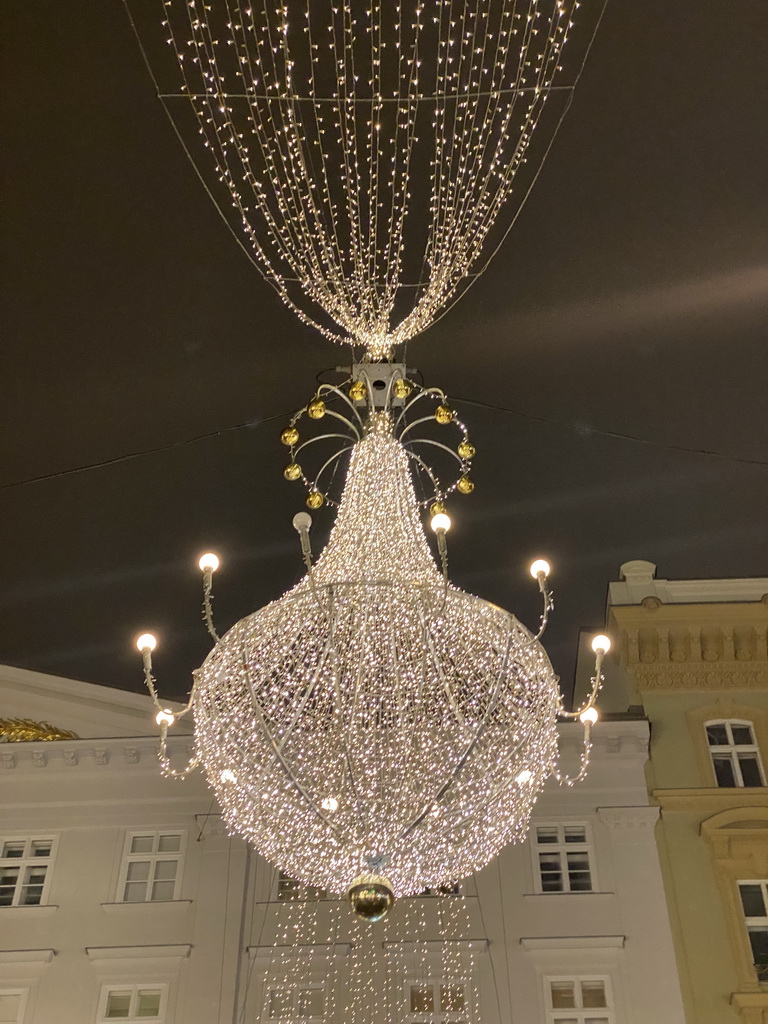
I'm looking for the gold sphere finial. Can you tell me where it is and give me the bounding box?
[457,475,475,495]
[429,500,446,517]
[307,398,326,420]
[281,426,299,446]
[393,378,412,399]
[283,463,302,481]
[349,380,366,402]
[347,874,395,922]
[306,490,324,510]
[458,440,476,460]
[435,404,454,425]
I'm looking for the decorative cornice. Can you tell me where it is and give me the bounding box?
[633,666,768,692]
[597,806,659,838]
[0,718,79,742]
[654,788,768,813]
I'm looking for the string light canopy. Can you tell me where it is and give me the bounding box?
[129,0,604,358]
[136,365,610,916]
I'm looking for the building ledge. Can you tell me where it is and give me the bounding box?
[732,991,768,1009]
[100,900,192,914]
[653,788,768,812]
[523,892,615,900]
[0,905,58,920]
[247,943,352,960]
[0,949,55,965]
[86,944,192,964]
[521,935,625,951]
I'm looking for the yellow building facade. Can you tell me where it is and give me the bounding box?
[605,561,768,1024]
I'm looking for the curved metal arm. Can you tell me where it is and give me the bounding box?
[202,569,221,643]
[559,648,605,720]
[552,720,593,787]
[520,572,554,647]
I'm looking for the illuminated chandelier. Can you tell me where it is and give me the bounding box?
[137,364,609,914]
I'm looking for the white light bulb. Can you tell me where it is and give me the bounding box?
[292,511,312,533]
[579,707,599,726]
[321,796,339,812]
[136,633,157,653]
[529,558,551,579]
[591,633,611,655]
[155,709,175,727]
[516,769,533,784]
[430,512,451,533]
[220,769,237,784]
[198,552,220,572]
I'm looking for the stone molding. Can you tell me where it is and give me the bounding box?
[247,943,352,961]
[86,944,192,963]
[0,949,55,965]
[633,666,768,692]
[597,805,659,839]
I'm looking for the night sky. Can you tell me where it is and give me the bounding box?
[2,1,767,702]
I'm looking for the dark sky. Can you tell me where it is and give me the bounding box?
[2,1,767,702]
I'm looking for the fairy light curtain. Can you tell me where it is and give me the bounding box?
[142,0,601,357]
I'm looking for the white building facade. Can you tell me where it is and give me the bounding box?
[1,663,685,1024]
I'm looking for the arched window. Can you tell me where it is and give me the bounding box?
[706,720,765,787]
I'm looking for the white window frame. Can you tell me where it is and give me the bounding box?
[117,831,185,903]
[706,720,765,787]
[738,879,768,979]
[531,822,596,894]
[543,975,615,1024]
[260,981,325,1022]
[96,983,168,1023]
[0,987,29,1024]
[0,836,57,908]
[403,977,472,1023]
[274,870,327,902]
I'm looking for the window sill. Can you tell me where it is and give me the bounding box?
[524,891,615,899]
[0,904,59,919]
[100,900,193,914]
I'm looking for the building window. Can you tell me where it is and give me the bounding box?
[545,977,613,1024]
[533,824,594,893]
[276,871,327,901]
[118,832,184,903]
[97,985,166,1022]
[263,984,324,1021]
[405,980,469,1023]
[0,989,28,1024]
[706,720,765,787]
[738,881,768,980]
[0,837,55,907]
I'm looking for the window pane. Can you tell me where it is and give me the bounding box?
[440,985,465,1011]
[31,840,52,858]
[581,981,607,1008]
[551,1018,579,1024]
[126,861,150,881]
[1,843,24,859]
[584,1018,611,1024]
[550,981,576,1008]
[123,881,147,902]
[268,990,292,1017]
[739,755,763,787]
[0,994,21,1022]
[563,826,587,844]
[568,871,593,892]
[731,724,755,746]
[712,755,736,787]
[151,880,176,901]
[130,836,154,854]
[105,991,132,1018]
[157,834,181,853]
[0,867,19,906]
[136,989,162,1017]
[153,860,177,881]
[706,724,728,746]
[740,884,766,918]
[410,984,434,1012]
[536,827,559,844]
[539,853,563,892]
[297,988,323,1015]
[749,927,768,966]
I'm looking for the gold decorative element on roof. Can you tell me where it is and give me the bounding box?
[0,718,79,742]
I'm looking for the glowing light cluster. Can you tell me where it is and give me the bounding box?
[154,0,597,357]
[192,415,562,896]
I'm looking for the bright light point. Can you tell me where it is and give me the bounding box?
[591,633,611,655]
[321,796,339,812]
[529,559,551,579]
[292,511,312,533]
[155,709,175,727]
[136,633,157,653]
[220,769,237,784]
[430,512,451,533]
[516,769,533,784]
[198,552,220,572]
[580,707,599,726]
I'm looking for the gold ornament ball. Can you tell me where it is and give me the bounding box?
[393,378,412,399]
[458,440,476,460]
[347,874,395,922]
[457,475,475,495]
[349,380,366,401]
[281,426,299,446]
[435,404,454,424]
[306,490,324,510]
[307,398,326,419]
[430,501,446,517]
[283,463,302,481]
